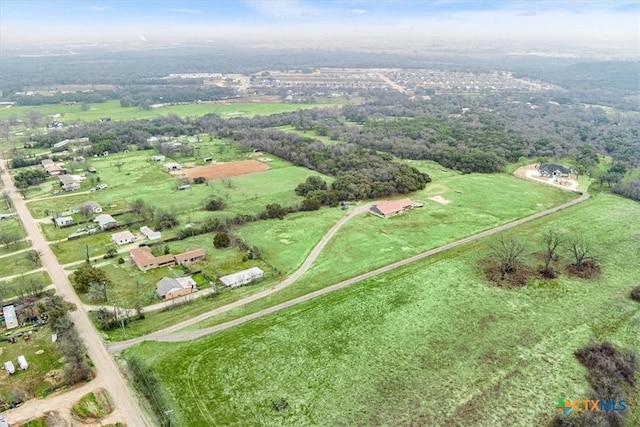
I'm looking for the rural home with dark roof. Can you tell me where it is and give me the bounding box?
[58,174,80,191]
[369,199,415,218]
[538,163,571,178]
[155,276,197,300]
[41,159,65,176]
[54,216,74,227]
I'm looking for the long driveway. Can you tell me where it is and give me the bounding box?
[0,159,149,426]
[109,192,589,352]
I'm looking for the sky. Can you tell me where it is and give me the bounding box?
[0,1,638,51]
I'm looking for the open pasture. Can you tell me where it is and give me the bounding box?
[0,271,51,300]
[0,100,328,123]
[176,159,269,181]
[0,250,42,278]
[192,172,578,329]
[124,193,640,426]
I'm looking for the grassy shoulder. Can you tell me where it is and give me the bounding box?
[71,388,114,420]
[123,193,640,426]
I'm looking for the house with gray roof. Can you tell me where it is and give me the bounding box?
[156,276,197,300]
[94,214,118,230]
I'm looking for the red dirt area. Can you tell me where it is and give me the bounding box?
[179,160,269,181]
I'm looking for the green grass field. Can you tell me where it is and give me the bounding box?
[0,100,331,123]
[0,215,29,255]
[123,193,640,426]
[0,271,51,300]
[276,125,342,145]
[189,171,578,330]
[0,325,65,402]
[0,250,42,278]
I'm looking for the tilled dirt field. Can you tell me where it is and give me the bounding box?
[175,159,269,181]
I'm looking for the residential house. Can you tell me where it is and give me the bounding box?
[219,267,264,289]
[54,216,74,227]
[129,247,176,271]
[2,305,18,329]
[94,214,118,230]
[174,248,207,266]
[538,163,571,178]
[129,247,206,271]
[41,159,64,176]
[163,162,182,172]
[58,174,80,192]
[140,226,161,240]
[155,276,197,300]
[369,199,415,218]
[151,155,166,162]
[111,230,136,246]
[70,201,102,214]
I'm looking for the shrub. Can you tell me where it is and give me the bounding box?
[193,176,207,184]
[117,257,125,264]
[204,198,225,211]
[630,286,640,302]
[213,232,230,249]
[574,341,637,389]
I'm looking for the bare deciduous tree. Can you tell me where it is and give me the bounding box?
[541,229,563,277]
[489,235,526,279]
[566,236,596,271]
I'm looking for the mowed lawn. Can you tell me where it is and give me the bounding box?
[124,193,640,426]
[0,100,329,122]
[27,151,330,221]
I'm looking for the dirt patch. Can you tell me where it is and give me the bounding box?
[429,195,451,205]
[565,260,601,279]
[175,160,269,181]
[480,260,535,288]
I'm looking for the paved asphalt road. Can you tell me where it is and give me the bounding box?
[0,159,150,426]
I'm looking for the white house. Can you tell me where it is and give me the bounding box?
[151,155,166,162]
[140,226,161,240]
[219,267,264,289]
[111,230,136,245]
[54,216,74,227]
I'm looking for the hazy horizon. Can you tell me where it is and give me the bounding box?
[1,0,639,56]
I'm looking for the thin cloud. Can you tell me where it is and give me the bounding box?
[166,8,203,14]
[347,8,367,15]
[85,5,111,12]
[243,0,324,19]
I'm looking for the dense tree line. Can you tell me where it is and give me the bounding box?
[229,128,431,199]
[613,180,640,202]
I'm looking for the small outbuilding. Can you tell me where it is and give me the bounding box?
[151,155,166,162]
[2,305,18,329]
[369,199,415,218]
[4,361,15,375]
[17,355,28,370]
[219,267,264,289]
[163,162,182,172]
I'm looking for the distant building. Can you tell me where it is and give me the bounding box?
[163,162,182,172]
[538,163,571,178]
[177,184,191,191]
[70,201,102,214]
[41,159,65,176]
[111,230,136,246]
[94,214,118,230]
[54,216,74,227]
[219,267,264,289]
[156,276,197,300]
[151,155,166,162]
[369,199,415,218]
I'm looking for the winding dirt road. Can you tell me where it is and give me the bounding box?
[0,159,150,426]
[109,192,589,352]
